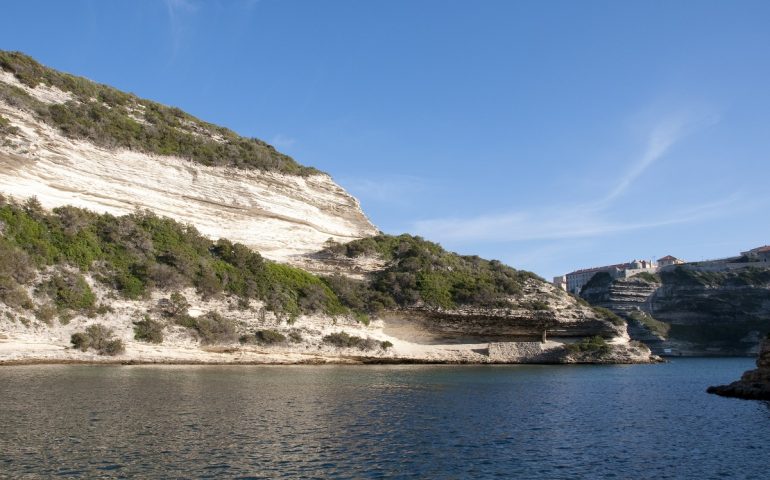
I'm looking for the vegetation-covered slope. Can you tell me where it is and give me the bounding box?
[323,234,545,311]
[0,196,343,323]
[0,198,564,329]
[0,50,315,175]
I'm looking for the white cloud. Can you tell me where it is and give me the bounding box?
[413,111,729,243]
[339,175,429,206]
[164,0,199,54]
[270,134,297,150]
[414,194,741,243]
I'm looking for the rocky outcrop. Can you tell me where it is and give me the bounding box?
[0,76,377,262]
[708,338,770,400]
[0,53,658,365]
[581,268,770,356]
[404,306,622,339]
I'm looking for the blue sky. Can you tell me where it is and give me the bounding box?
[2,0,769,278]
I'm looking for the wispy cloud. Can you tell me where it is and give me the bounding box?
[165,0,199,55]
[413,111,728,243]
[599,111,719,205]
[414,194,742,243]
[270,134,297,150]
[339,175,429,206]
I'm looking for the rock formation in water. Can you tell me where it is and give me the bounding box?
[707,337,770,400]
[580,267,770,356]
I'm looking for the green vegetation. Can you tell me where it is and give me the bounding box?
[288,330,303,343]
[133,315,164,344]
[660,266,770,288]
[0,50,316,175]
[1,196,563,344]
[241,329,286,345]
[324,234,543,311]
[70,324,125,355]
[0,197,348,320]
[0,114,19,136]
[628,310,670,338]
[580,272,614,292]
[520,299,551,311]
[177,311,237,345]
[632,271,661,283]
[591,306,625,326]
[567,336,611,354]
[39,271,96,312]
[322,332,391,351]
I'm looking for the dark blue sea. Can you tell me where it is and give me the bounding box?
[0,359,767,479]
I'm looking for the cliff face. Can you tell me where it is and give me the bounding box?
[708,338,770,400]
[0,52,655,364]
[581,267,770,356]
[0,63,377,262]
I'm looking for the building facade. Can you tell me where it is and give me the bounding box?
[657,255,685,267]
[556,259,657,295]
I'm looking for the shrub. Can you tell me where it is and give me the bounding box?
[41,271,96,312]
[34,303,57,325]
[254,329,286,345]
[592,306,625,326]
[95,303,113,315]
[567,336,611,354]
[133,315,164,343]
[380,340,393,350]
[521,299,551,311]
[0,277,33,309]
[323,234,542,311]
[237,329,284,345]
[70,332,91,352]
[288,330,303,343]
[0,114,20,136]
[322,332,381,351]
[70,323,124,355]
[581,272,614,292]
[102,339,125,356]
[632,271,661,283]
[158,292,190,318]
[183,312,237,345]
[628,311,670,338]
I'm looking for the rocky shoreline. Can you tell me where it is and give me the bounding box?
[707,338,770,400]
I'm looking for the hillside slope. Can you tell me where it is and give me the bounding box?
[0,52,654,364]
[0,51,377,260]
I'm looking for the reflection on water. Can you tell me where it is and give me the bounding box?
[0,359,768,478]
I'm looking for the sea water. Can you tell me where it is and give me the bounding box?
[0,359,767,479]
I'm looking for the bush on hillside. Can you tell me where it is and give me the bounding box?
[323,234,543,311]
[39,271,96,312]
[70,323,125,356]
[322,332,391,351]
[180,311,237,345]
[239,329,287,345]
[567,336,611,354]
[133,315,164,344]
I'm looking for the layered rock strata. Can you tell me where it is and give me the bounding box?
[0,98,377,262]
[581,271,770,356]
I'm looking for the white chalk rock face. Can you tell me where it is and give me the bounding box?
[0,102,378,261]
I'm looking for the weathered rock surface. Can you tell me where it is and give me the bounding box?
[0,98,377,262]
[581,268,770,356]
[0,56,658,364]
[708,338,770,400]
